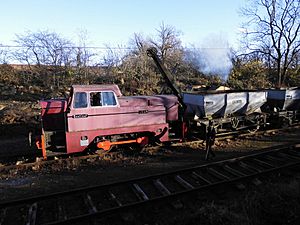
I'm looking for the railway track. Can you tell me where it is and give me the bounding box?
[1,143,300,225]
[215,123,300,139]
[0,125,300,174]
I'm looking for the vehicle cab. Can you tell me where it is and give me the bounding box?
[37,84,179,158]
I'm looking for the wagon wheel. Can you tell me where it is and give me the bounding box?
[231,117,239,130]
[281,117,292,128]
[247,126,259,134]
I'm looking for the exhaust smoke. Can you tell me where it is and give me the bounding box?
[186,34,233,81]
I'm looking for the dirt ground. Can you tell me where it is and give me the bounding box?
[0,127,300,224]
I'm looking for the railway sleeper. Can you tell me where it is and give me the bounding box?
[251,158,276,168]
[277,152,300,161]
[26,203,37,225]
[239,161,262,173]
[83,193,98,214]
[153,179,172,196]
[1,145,300,225]
[206,167,231,181]
[131,183,150,201]
[174,175,194,190]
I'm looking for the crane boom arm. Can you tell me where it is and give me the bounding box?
[147,47,185,108]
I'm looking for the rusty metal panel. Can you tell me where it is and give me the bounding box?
[65,123,169,153]
[40,99,67,131]
[40,99,67,115]
[67,105,166,132]
[118,95,178,121]
[149,95,178,121]
[72,84,122,97]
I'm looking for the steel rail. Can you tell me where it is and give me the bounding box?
[0,143,300,225]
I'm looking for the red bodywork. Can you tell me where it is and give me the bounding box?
[38,85,179,157]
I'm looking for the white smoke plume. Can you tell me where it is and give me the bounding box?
[186,34,233,81]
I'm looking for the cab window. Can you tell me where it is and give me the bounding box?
[90,91,117,107]
[74,92,87,108]
[90,92,102,106]
[102,91,117,106]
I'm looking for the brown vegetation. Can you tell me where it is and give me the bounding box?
[0,2,299,135]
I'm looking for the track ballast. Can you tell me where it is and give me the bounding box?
[0,143,300,225]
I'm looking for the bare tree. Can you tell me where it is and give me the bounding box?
[13,30,75,87]
[0,45,10,64]
[14,30,74,66]
[97,45,128,85]
[241,0,300,87]
[102,45,123,68]
[126,33,152,74]
[150,22,183,64]
[73,29,97,84]
[130,33,149,52]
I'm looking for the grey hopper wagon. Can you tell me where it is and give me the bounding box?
[265,88,300,111]
[183,90,267,120]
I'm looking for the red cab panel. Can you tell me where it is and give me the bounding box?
[39,85,179,155]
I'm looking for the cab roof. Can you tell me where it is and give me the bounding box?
[71,85,122,97]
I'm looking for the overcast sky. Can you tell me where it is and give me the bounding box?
[0,0,244,49]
